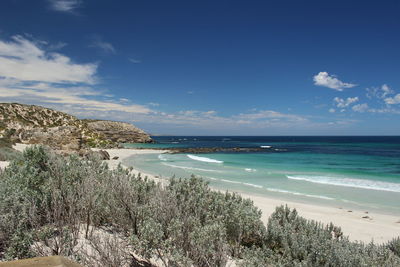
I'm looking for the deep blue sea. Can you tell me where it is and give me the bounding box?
[123,136,400,214]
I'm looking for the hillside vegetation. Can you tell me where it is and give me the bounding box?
[0,146,399,266]
[0,103,152,151]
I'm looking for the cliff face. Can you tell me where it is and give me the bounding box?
[0,103,153,151]
[85,120,153,144]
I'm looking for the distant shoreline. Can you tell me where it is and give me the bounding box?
[101,146,400,244]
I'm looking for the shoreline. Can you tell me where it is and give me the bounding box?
[2,145,400,244]
[104,147,400,244]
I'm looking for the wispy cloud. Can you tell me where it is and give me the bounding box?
[333,97,359,108]
[352,103,369,113]
[0,35,151,114]
[89,37,116,54]
[0,35,97,84]
[313,72,357,91]
[385,94,400,105]
[363,84,400,111]
[129,58,141,63]
[48,0,81,13]
[0,34,367,134]
[366,84,394,99]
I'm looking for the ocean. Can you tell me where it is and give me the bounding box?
[123,136,400,214]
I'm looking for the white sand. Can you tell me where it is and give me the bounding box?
[0,161,9,169]
[0,144,30,170]
[104,147,400,244]
[13,143,30,152]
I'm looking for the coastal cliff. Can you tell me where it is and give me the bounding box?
[0,103,153,151]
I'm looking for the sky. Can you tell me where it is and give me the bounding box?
[0,0,399,135]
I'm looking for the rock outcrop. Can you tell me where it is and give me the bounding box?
[85,120,153,144]
[0,103,153,152]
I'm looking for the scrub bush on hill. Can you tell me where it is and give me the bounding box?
[0,146,399,267]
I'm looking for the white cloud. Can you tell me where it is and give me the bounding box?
[90,39,116,54]
[0,35,151,114]
[0,35,97,84]
[385,94,400,105]
[352,103,369,113]
[313,72,357,91]
[381,84,394,97]
[148,102,159,107]
[234,110,307,123]
[329,108,335,113]
[366,84,394,99]
[48,0,81,12]
[333,97,359,108]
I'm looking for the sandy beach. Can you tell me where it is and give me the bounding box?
[2,145,399,244]
[101,147,400,244]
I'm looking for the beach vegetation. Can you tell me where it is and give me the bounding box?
[0,146,399,266]
[0,136,20,161]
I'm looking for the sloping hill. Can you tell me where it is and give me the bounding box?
[0,103,152,151]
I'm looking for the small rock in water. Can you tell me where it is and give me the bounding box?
[112,156,119,160]
[365,211,369,214]
[362,216,369,219]
[347,210,353,212]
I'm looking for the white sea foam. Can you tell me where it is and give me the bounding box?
[219,179,262,188]
[260,145,272,148]
[220,179,242,184]
[162,163,222,173]
[208,176,333,199]
[245,168,257,172]
[265,187,334,200]
[187,154,223,164]
[287,175,400,193]
[158,154,168,161]
[243,182,263,189]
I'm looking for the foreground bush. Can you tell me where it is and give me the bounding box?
[0,146,264,266]
[0,146,399,266]
[240,205,400,266]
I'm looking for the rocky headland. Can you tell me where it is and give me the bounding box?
[0,103,153,155]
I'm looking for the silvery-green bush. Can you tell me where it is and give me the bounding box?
[1,146,399,267]
[240,205,400,266]
[0,147,264,266]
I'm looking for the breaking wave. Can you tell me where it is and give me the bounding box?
[187,154,223,164]
[287,175,400,193]
[162,163,222,173]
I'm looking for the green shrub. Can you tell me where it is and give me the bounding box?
[1,147,399,267]
[386,237,400,257]
[240,205,400,267]
[0,137,20,161]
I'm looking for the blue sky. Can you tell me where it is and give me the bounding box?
[0,0,399,135]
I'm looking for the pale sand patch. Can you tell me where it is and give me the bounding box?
[103,148,400,244]
[0,161,9,169]
[13,143,30,152]
[0,143,30,170]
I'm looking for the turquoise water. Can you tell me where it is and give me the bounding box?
[123,136,400,214]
